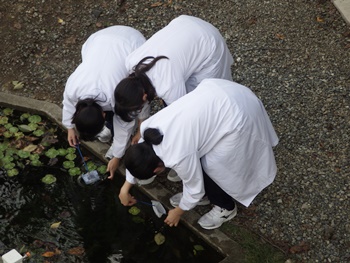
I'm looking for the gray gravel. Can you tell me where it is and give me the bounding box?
[1,0,350,262]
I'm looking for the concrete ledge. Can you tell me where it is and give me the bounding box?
[0,91,244,262]
[333,0,350,25]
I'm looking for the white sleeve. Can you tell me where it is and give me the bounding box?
[176,153,206,211]
[111,115,137,158]
[62,90,76,129]
[125,168,138,184]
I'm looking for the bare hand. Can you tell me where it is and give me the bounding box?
[106,157,120,179]
[119,181,137,206]
[67,128,78,147]
[164,207,184,227]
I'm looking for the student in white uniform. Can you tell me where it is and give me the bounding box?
[114,14,233,121]
[118,79,279,230]
[114,15,233,181]
[62,26,146,178]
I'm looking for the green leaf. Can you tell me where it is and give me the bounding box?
[29,153,40,160]
[17,150,31,159]
[18,124,33,133]
[3,108,13,116]
[28,123,38,131]
[7,168,19,177]
[154,232,166,245]
[97,165,107,174]
[20,113,31,121]
[87,161,97,171]
[69,167,81,176]
[45,148,58,158]
[193,245,205,251]
[9,127,19,133]
[4,162,15,170]
[0,116,8,125]
[128,206,141,216]
[28,115,41,123]
[65,153,76,161]
[67,147,76,154]
[42,174,57,184]
[4,131,12,138]
[33,129,44,137]
[31,159,42,166]
[57,148,67,156]
[63,160,75,169]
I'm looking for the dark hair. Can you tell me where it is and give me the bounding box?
[124,128,163,179]
[72,98,105,141]
[114,56,168,122]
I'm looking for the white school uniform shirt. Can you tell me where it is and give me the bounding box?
[125,15,233,106]
[62,26,147,158]
[126,79,278,211]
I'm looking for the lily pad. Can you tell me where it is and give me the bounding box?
[28,115,42,123]
[33,129,45,137]
[3,108,13,116]
[0,116,9,125]
[7,168,19,177]
[29,153,40,160]
[87,161,97,171]
[67,147,76,154]
[97,165,107,174]
[57,148,67,156]
[63,160,75,169]
[28,123,38,131]
[65,153,76,161]
[17,150,31,159]
[68,167,81,176]
[20,113,31,121]
[128,206,141,216]
[42,174,57,184]
[154,232,166,245]
[31,159,42,166]
[45,148,58,158]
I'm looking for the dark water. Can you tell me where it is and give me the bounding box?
[0,108,224,263]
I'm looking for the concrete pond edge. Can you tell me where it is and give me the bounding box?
[0,91,244,262]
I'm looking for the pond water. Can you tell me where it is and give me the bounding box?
[0,107,224,263]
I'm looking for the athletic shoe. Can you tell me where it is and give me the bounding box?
[167,169,181,182]
[198,204,237,230]
[97,126,112,143]
[169,192,210,207]
[137,175,157,186]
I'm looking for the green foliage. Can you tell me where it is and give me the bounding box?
[97,165,107,174]
[69,167,81,176]
[41,174,57,184]
[3,108,13,115]
[87,161,97,171]
[45,148,58,158]
[0,116,9,125]
[17,150,31,159]
[57,148,67,156]
[20,113,30,121]
[128,206,141,216]
[63,160,75,169]
[28,114,42,123]
[65,153,76,161]
[7,169,19,177]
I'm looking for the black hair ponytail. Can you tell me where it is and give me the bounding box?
[114,56,168,122]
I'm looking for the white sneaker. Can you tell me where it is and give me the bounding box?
[137,175,156,186]
[167,169,181,182]
[169,192,210,208]
[97,126,112,143]
[105,143,114,160]
[198,204,237,230]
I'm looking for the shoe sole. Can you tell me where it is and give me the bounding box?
[199,208,238,230]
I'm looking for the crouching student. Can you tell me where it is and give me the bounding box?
[62,26,146,178]
[118,78,279,230]
[115,15,234,182]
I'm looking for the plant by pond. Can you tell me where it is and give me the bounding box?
[0,107,106,182]
[0,107,224,263]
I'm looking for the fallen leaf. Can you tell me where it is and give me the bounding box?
[275,33,285,40]
[23,144,38,152]
[316,16,324,22]
[68,246,85,255]
[289,241,310,254]
[50,221,61,229]
[42,251,56,257]
[151,2,163,7]
[12,81,25,90]
[58,18,64,24]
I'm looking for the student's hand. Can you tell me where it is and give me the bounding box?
[164,207,184,227]
[119,181,137,206]
[106,157,120,179]
[131,130,141,145]
[67,128,78,147]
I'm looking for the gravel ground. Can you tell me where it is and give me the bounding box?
[1,0,350,262]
